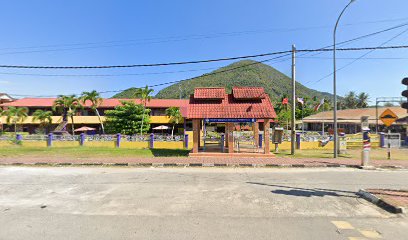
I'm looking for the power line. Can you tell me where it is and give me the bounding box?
[305,27,408,85]
[1,21,408,76]
[0,51,291,69]
[1,45,408,70]
[7,54,292,98]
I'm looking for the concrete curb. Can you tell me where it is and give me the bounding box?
[357,189,405,214]
[0,162,406,169]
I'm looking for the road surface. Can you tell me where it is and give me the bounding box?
[0,167,407,239]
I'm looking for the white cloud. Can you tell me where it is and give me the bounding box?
[0,80,10,84]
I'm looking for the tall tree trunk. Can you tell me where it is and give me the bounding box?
[95,108,105,134]
[14,122,17,135]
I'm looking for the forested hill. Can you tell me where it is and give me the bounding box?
[113,60,333,101]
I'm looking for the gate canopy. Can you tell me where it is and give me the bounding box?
[186,87,276,120]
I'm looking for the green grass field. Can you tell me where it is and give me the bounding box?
[0,146,406,160]
[275,148,408,161]
[0,146,190,158]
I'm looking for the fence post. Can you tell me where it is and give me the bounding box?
[16,134,22,143]
[116,133,121,148]
[80,133,85,146]
[47,133,53,147]
[184,134,189,149]
[296,132,301,149]
[259,133,263,148]
[150,133,154,149]
[379,132,385,148]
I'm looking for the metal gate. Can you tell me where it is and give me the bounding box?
[384,133,401,148]
[233,131,260,153]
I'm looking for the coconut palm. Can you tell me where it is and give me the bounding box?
[165,107,183,138]
[134,86,154,136]
[53,95,82,135]
[32,109,53,133]
[343,91,358,109]
[357,92,369,108]
[81,90,104,134]
[2,107,28,134]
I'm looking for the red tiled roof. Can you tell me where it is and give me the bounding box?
[194,88,225,99]
[232,87,265,99]
[0,98,189,108]
[187,87,276,119]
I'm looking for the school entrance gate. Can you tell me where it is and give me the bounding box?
[186,87,277,156]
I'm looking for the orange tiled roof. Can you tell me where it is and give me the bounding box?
[304,107,407,125]
[194,88,225,99]
[232,87,265,99]
[0,98,189,108]
[187,87,276,119]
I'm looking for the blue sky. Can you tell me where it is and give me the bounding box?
[0,0,407,104]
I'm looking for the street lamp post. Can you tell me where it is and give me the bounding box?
[333,0,356,158]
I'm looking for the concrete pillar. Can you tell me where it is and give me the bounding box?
[116,133,121,148]
[80,133,85,146]
[47,133,53,147]
[149,133,154,149]
[296,132,301,149]
[184,134,189,149]
[192,119,200,153]
[264,119,270,154]
[227,123,234,153]
[253,122,259,148]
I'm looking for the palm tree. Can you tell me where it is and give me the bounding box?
[165,107,183,138]
[81,90,105,134]
[357,92,369,108]
[2,107,28,134]
[32,109,53,133]
[53,95,82,135]
[343,91,358,109]
[134,86,154,136]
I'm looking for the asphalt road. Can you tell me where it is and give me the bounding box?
[0,167,407,240]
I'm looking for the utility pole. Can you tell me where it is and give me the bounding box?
[291,44,296,155]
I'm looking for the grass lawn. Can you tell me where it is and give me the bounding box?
[275,148,408,161]
[0,146,190,158]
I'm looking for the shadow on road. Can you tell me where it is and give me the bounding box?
[247,182,357,198]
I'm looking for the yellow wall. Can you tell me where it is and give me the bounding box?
[120,141,149,149]
[154,141,184,149]
[84,141,116,148]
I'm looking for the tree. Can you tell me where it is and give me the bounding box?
[1,107,28,134]
[53,95,82,135]
[81,90,105,134]
[32,109,53,133]
[165,107,183,138]
[343,91,358,109]
[105,101,150,135]
[134,86,154,136]
[357,92,369,108]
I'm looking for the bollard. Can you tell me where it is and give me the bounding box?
[80,133,85,146]
[150,133,154,149]
[184,134,189,149]
[47,133,53,147]
[116,133,121,148]
[296,133,301,149]
[361,130,371,167]
[259,133,263,148]
[379,132,385,148]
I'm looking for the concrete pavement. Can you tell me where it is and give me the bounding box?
[0,167,407,239]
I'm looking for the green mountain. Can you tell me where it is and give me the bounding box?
[113,60,333,101]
